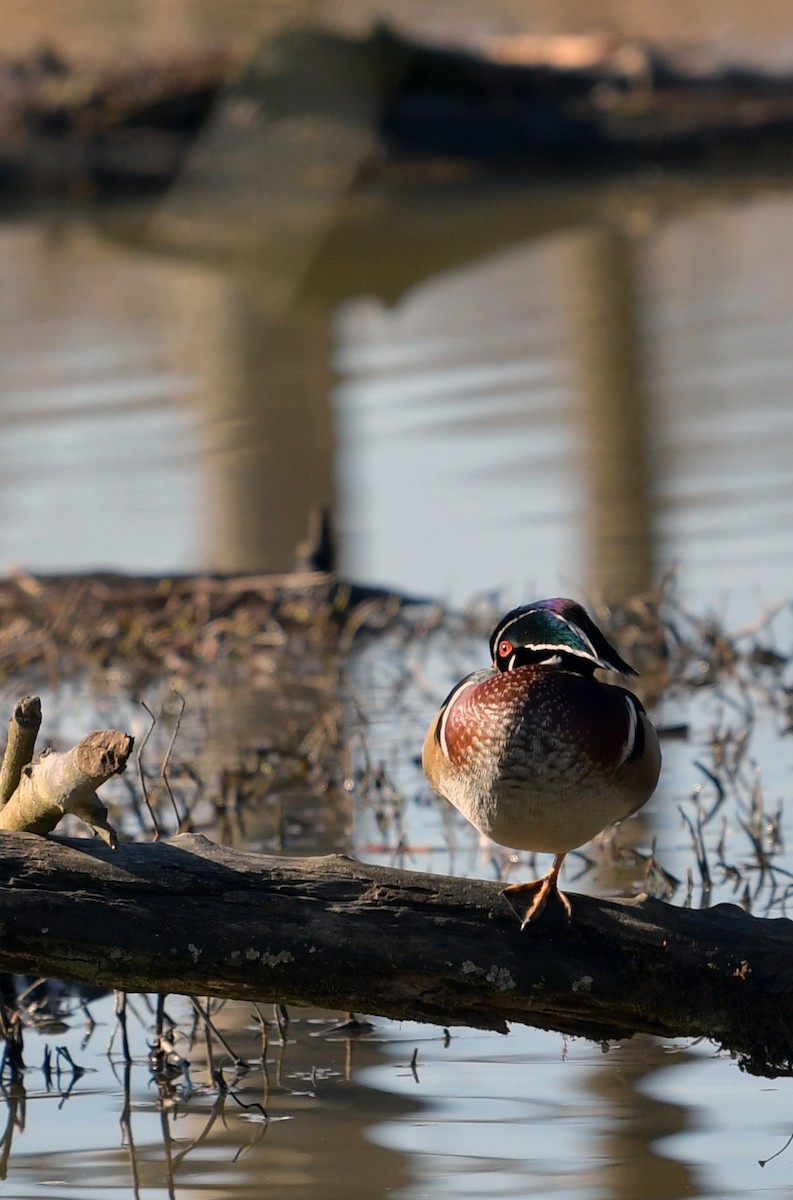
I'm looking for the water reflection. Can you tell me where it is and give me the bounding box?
[565,225,656,600]
[0,591,791,1198]
[3,147,792,607]
[0,984,711,1200]
[93,25,780,604]
[4,1000,423,1200]
[203,297,336,574]
[583,1039,696,1200]
[1,16,793,1200]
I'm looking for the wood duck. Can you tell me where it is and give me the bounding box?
[422,598,661,927]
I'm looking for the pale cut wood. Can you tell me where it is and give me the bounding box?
[0,832,790,1076]
[0,731,131,844]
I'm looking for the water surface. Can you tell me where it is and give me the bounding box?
[3,182,793,621]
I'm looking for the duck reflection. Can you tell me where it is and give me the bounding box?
[583,1037,698,1200]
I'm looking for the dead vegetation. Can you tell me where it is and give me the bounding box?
[0,567,344,683]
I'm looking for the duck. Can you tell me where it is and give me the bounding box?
[422,598,661,927]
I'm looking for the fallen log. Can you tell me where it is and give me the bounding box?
[0,831,790,1077]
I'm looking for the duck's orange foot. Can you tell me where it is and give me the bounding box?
[501,877,572,930]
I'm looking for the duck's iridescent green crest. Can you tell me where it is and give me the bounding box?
[489,597,637,676]
[422,597,661,928]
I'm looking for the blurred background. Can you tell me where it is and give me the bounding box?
[2,1,793,618]
[3,6,793,1200]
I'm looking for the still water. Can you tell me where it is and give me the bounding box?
[2,24,793,1199]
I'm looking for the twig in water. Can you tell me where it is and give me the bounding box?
[679,807,711,894]
[42,1044,52,1090]
[188,995,246,1070]
[252,1003,269,1061]
[692,760,726,822]
[759,1127,793,1167]
[0,1005,24,1081]
[119,1061,141,1200]
[113,990,132,1063]
[0,1070,24,1181]
[54,1046,84,1077]
[739,819,772,883]
[274,1004,289,1044]
[640,840,680,898]
[54,1046,85,1107]
[220,1066,268,1118]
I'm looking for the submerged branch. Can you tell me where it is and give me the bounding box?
[0,832,790,1076]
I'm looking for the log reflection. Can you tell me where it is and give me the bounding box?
[137,26,667,584]
[129,26,789,592]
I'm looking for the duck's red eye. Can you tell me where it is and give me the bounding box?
[498,640,513,658]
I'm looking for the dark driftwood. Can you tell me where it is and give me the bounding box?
[0,831,791,1076]
[5,28,793,195]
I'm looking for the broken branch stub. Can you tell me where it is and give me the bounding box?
[0,730,133,846]
[0,695,42,809]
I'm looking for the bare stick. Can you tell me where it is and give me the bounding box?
[679,807,712,893]
[114,991,131,1064]
[136,703,161,841]
[0,697,42,810]
[161,692,186,835]
[759,1128,793,1168]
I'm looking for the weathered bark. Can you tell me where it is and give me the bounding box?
[0,832,790,1076]
[0,695,42,808]
[0,731,131,844]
